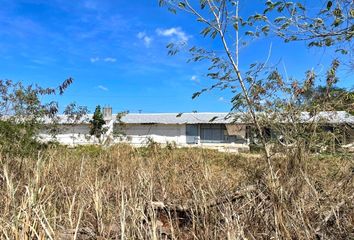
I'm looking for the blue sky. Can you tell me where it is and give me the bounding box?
[0,0,352,113]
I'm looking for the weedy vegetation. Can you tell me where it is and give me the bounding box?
[0,145,353,239]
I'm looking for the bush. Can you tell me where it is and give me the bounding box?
[0,120,42,157]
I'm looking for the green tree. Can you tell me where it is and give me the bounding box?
[156,2,354,196]
[159,0,353,161]
[63,102,89,144]
[303,86,354,114]
[89,105,106,139]
[0,78,73,156]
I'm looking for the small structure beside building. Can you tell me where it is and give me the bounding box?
[38,108,354,153]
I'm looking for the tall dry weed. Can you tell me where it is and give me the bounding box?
[0,144,352,239]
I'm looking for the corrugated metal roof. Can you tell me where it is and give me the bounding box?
[118,112,242,124]
[41,115,93,124]
[39,112,238,124]
[31,111,354,125]
[118,111,354,125]
[299,111,354,124]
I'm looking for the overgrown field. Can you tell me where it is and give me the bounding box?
[0,144,353,239]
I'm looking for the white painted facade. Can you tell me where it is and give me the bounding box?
[36,110,354,152]
[116,124,187,146]
[38,123,188,147]
[38,124,98,146]
[38,122,250,153]
[38,125,250,154]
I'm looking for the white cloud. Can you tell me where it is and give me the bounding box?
[98,85,109,91]
[103,57,117,62]
[156,27,189,43]
[90,57,100,63]
[137,32,153,47]
[143,36,152,47]
[137,32,145,39]
[90,57,116,63]
[218,97,225,102]
[191,75,200,83]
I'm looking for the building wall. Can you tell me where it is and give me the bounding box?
[37,123,249,152]
[115,124,186,146]
[38,125,97,146]
[114,123,249,151]
[199,124,248,144]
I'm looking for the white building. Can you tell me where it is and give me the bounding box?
[115,112,250,152]
[38,108,354,152]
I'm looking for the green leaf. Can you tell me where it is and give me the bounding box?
[201,27,211,37]
[308,41,322,47]
[210,30,218,39]
[192,88,207,99]
[333,18,343,27]
[296,2,305,11]
[277,4,285,12]
[326,1,332,10]
[261,26,270,35]
[245,31,254,36]
[333,8,342,17]
[166,43,174,49]
[335,48,348,55]
[285,2,293,8]
[178,2,186,8]
[168,50,176,55]
[325,38,333,46]
[254,14,262,20]
[168,7,176,14]
[266,1,273,6]
[253,14,267,21]
[274,16,286,23]
[207,73,219,79]
[189,46,196,52]
[315,18,324,25]
[211,57,220,64]
[192,92,201,99]
[209,116,218,122]
[158,0,165,7]
[193,56,203,61]
[280,22,290,30]
[200,0,207,9]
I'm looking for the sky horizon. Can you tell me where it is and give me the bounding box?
[1,0,353,114]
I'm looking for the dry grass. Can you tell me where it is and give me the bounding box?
[0,144,353,239]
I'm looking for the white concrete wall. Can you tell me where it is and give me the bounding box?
[115,124,186,146]
[37,123,249,152]
[38,125,97,146]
